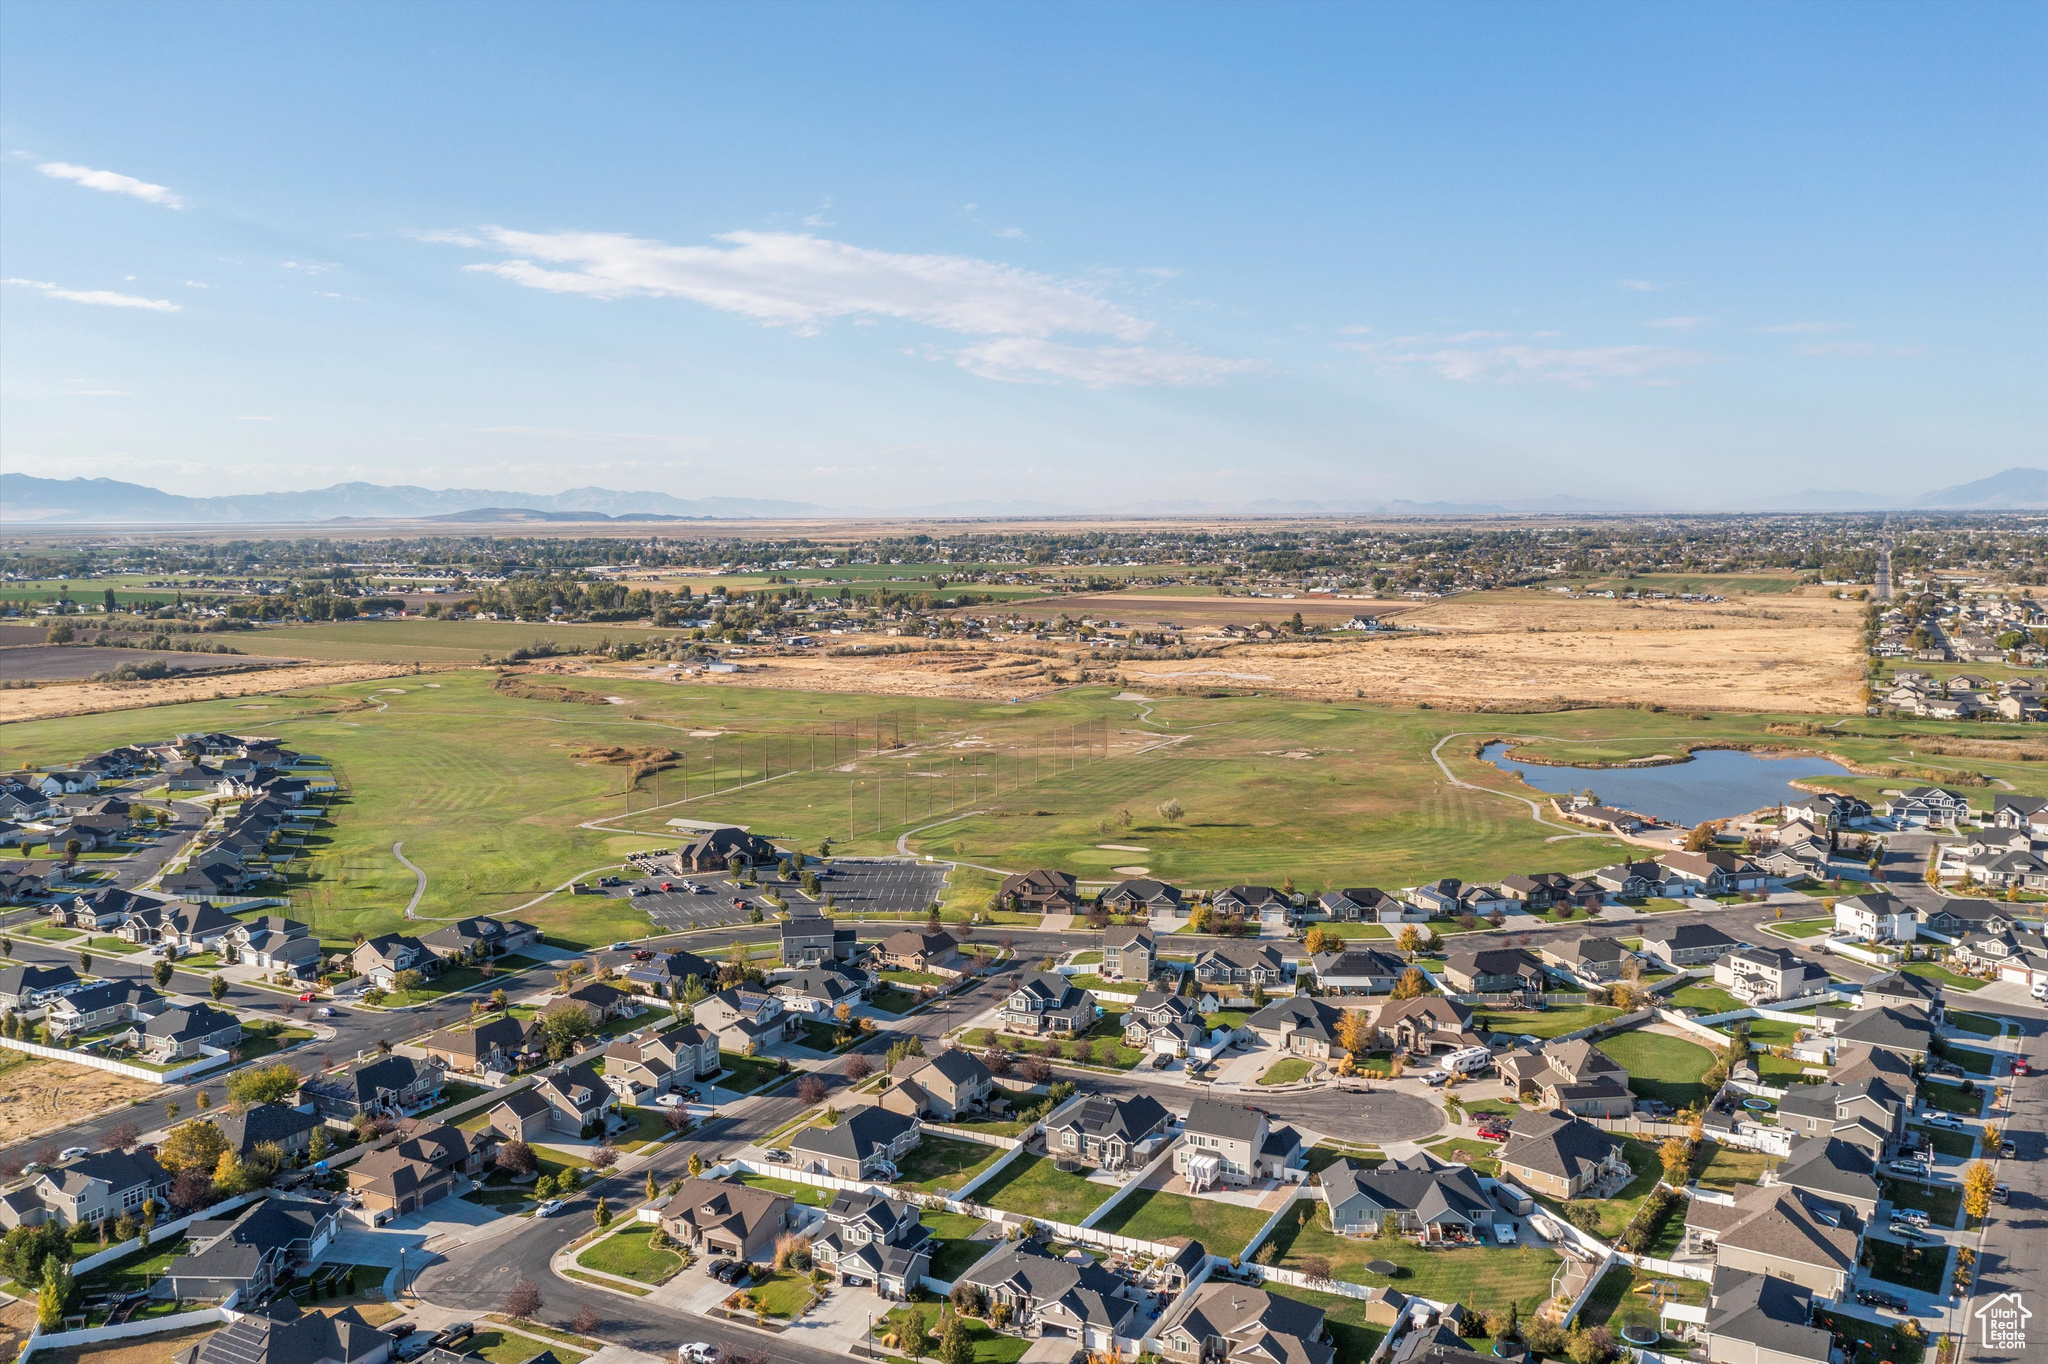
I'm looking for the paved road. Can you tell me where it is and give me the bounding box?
[1958,1000,2046,1364]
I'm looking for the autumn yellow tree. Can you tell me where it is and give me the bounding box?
[1392,967,1429,1000]
[1398,926,1423,959]
[1303,925,1329,956]
[1962,1159,1997,1221]
[1659,1137,1693,1184]
[1338,1010,1375,1057]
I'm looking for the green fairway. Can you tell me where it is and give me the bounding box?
[972,1153,1116,1223]
[1090,1188,1272,1254]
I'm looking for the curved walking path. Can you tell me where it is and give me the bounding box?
[1428,732,1606,837]
[394,841,428,918]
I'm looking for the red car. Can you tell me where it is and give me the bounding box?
[298,992,317,1002]
[2014,1058,2031,1076]
[661,881,674,892]
[1476,1124,1512,1141]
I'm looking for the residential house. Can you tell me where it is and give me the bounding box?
[163,1196,341,1302]
[1120,991,1225,1060]
[0,962,83,1015]
[1830,1003,1936,1062]
[1213,885,1291,928]
[1439,947,1548,996]
[1589,861,1667,899]
[657,1177,797,1264]
[1658,850,1769,896]
[1755,836,1856,884]
[1307,948,1407,996]
[696,987,803,1052]
[45,979,166,1038]
[347,1122,495,1219]
[1682,1184,1857,1296]
[1192,942,1287,990]
[1713,947,1827,1005]
[1833,891,1919,944]
[1099,926,1155,982]
[621,949,718,997]
[419,916,540,962]
[998,971,1096,1036]
[159,855,267,903]
[1858,970,1942,1013]
[1315,887,1420,923]
[132,1003,243,1062]
[1772,1135,1882,1223]
[604,1026,718,1100]
[421,1015,538,1077]
[1246,996,1350,1059]
[230,916,323,976]
[810,1189,932,1298]
[1700,1273,1831,1364]
[773,963,870,1015]
[1637,922,1743,967]
[1494,1110,1630,1200]
[1374,996,1483,1055]
[1499,873,1577,911]
[789,1103,921,1180]
[1405,878,1468,916]
[781,906,857,966]
[1887,787,1971,827]
[1172,1097,1303,1188]
[673,825,778,872]
[1321,1152,1493,1240]
[301,1054,446,1123]
[876,928,959,972]
[999,868,1080,913]
[1992,794,2048,832]
[1782,793,1874,828]
[0,869,47,903]
[1539,936,1633,983]
[555,980,639,1025]
[1919,899,2015,940]
[1774,1043,1913,1158]
[120,899,238,950]
[879,1047,995,1122]
[1496,1039,1635,1118]
[1100,878,1184,917]
[1157,1281,1332,1364]
[172,1300,394,1364]
[0,1149,170,1229]
[213,1103,323,1161]
[959,1237,1147,1351]
[1045,1094,1171,1170]
[349,934,438,989]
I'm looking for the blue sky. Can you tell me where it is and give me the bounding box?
[2,1,2041,509]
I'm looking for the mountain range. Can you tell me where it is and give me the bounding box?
[3,467,2043,524]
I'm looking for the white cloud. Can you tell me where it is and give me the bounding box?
[184,280,210,289]
[281,260,336,274]
[4,278,179,312]
[1647,315,1713,330]
[954,337,1263,387]
[993,226,1025,239]
[1443,330,1512,343]
[434,225,1248,386]
[1760,321,1849,334]
[1798,342,1926,358]
[1617,279,1666,291]
[36,161,183,208]
[1355,334,1707,386]
[236,415,274,422]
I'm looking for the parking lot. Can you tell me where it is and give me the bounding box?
[809,858,950,916]
[612,881,768,931]
[605,858,949,932]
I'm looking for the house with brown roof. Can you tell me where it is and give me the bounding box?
[1682,1184,1858,1296]
[420,1014,537,1077]
[1156,1281,1334,1364]
[999,868,1079,912]
[656,1177,796,1262]
[604,1025,718,1101]
[1373,996,1483,1056]
[877,928,959,972]
[878,1047,995,1122]
[1495,1039,1634,1118]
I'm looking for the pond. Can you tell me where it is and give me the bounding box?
[1478,742,1858,827]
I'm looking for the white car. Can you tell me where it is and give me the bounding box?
[1924,1114,1965,1130]
[58,1146,89,1161]
[654,1093,687,1109]
[678,1346,720,1364]
[535,1198,565,1217]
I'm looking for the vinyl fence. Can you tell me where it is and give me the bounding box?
[0,1036,232,1085]
[19,1303,242,1361]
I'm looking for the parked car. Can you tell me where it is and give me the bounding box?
[633,950,656,961]
[654,1093,688,1109]
[2013,1057,2031,1076]
[1895,1209,1930,1228]
[1924,1113,1964,1130]
[764,1147,791,1163]
[429,1324,474,1349]
[58,1146,88,1161]
[298,992,317,1002]
[1856,1290,1909,1313]
[388,1325,417,1341]
[1475,1124,1512,1141]
[1993,1183,2011,1204]
[1150,1053,1172,1070]
[535,1198,565,1217]
[610,941,632,950]
[1932,1062,1966,1079]
[1422,1071,1448,1087]
[2001,1140,2018,1158]
[1887,1222,1928,1243]
[678,1345,719,1364]
[708,1259,739,1283]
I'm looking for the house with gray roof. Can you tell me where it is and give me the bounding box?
[133,1003,243,1062]
[1307,948,1407,995]
[164,1195,340,1302]
[879,1047,994,1122]
[1772,1135,1881,1222]
[998,971,1095,1036]
[1636,921,1743,967]
[811,1188,932,1299]
[1320,1152,1492,1241]
[959,1237,1146,1350]
[1246,995,1349,1058]
[173,1298,393,1364]
[1157,1280,1333,1364]
[1831,1003,1936,1061]
[1494,1110,1628,1200]
[45,978,166,1038]
[1173,1098,1302,1188]
[789,1104,922,1181]
[1702,1272,1830,1364]
[212,1102,323,1161]
[0,962,82,1014]
[1045,1093,1171,1170]
[0,1148,170,1229]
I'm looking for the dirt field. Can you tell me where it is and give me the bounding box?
[1039,591,1382,626]
[0,647,303,682]
[0,1053,159,1149]
[30,1323,218,1364]
[0,661,424,723]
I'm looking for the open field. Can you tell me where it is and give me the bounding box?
[973,1153,1117,1223]
[0,661,417,724]
[0,1052,157,1147]
[0,646,303,681]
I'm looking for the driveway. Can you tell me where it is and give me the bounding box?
[326,1225,430,1268]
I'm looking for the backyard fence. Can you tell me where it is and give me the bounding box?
[1612,1249,1713,1284]
[68,1191,264,1275]
[0,1035,232,1085]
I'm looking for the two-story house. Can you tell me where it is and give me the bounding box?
[0,1149,170,1230]
[301,1054,446,1123]
[1192,942,1286,990]
[876,928,959,973]
[1888,787,1971,827]
[212,1103,323,1162]
[1714,946,1827,1005]
[421,1015,538,1078]
[0,962,84,1015]
[1495,1038,1635,1118]
[1120,991,1226,1061]
[45,979,168,1039]
[164,1196,341,1303]
[1538,936,1632,983]
[998,868,1080,913]
[1833,891,1919,944]
[1173,1098,1303,1189]
[229,916,323,977]
[997,972,1096,1036]
[789,1104,921,1181]
[1156,1281,1332,1364]
[959,1238,1146,1350]
[810,1189,932,1298]
[1245,996,1350,1059]
[878,1048,994,1122]
[350,934,439,989]
[132,1004,244,1062]
[696,987,803,1052]
[1374,996,1484,1055]
[656,1177,797,1264]
[604,1025,719,1101]
[781,906,857,967]
[1099,926,1154,982]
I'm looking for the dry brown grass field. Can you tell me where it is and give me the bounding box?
[0,661,419,724]
[0,1054,157,1148]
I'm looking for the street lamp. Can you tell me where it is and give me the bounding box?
[867,1311,874,1359]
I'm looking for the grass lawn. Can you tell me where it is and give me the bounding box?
[469,1330,589,1364]
[1315,922,1393,940]
[419,1080,489,1116]
[922,1210,999,1281]
[881,968,947,987]
[891,1134,1007,1193]
[1947,1044,1996,1075]
[237,1024,315,1061]
[85,936,144,954]
[798,1018,858,1053]
[1536,1138,1661,1242]
[1881,1178,1962,1228]
[1949,1011,2002,1037]
[1917,1081,1985,1116]
[1596,1029,1718,1110]
[1472,1004,1622,1039]
[1277,1287,1393,1364]
[1729,1016,1803,1047]
[973,1153,1117,1223]
[613,1105,679,1151]
[1693,1144,1772,1194]
[1577,1262,1708,1335]
[1306,1145,1385,1176]
[575,1223,682,1285]
[736,1266,815,1318]
[1908,1123,1976,1159]
[717,1050,787,1094]
[1771,918,1836,939]
[738,1172,834,1206]
[1864,1236,1950,1295]
[959,1023,1147,1070]
[1263,1207,1561,1318]
[20,922,82,942]
[76,1237,188,1295]
[1092,1188,1272,1254]
[1420,1138,1500,1177]
[879,1307,1030,1364]
[869,986,923,1014]
[1259,1058,1315,1085]
[1812,1310,1924,1364]
[1669,984,1747,1014]
[1905,962,1985,992]
[937,1112,1032,1138]
[1757,1052,1821,1084]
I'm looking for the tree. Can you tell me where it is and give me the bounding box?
[1303,925,1329,956]
[1659,1137,1693,1184]
[939,1310,974,1364]
[1962,1159,1997,1221]
[1391,967,1429,1000]
[594,1196,612,1229]
[506,1278,544,1319]
[1158,798,1184,823]
[203,973,228,1002]
[1379,1212,1402,1240]
[688,1152,704,1177]
[980,1045,1011,1077]
[36,1260,71,1329]
[227,1061,301,1109]
[1685,822,1719,853]
[571,1306,601,1336]
[100,1123,140,1152]
[1188,903,1213,934]
[1019,1056,1053,1084]
[901,1305,931,1362]
[1338,1009,1375,1057]
[1397,925,1422,958]
[797,1075,827,1105]
[170,1167,214,1212]
[540,1001,595,1060]
[845,1054,873,1083]
[497,1140,538,1177]
[77,950,92,975]
[646,1169,660,1203]
[159,1118,229,1175]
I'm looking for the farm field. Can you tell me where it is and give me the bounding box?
[0,646,301,681]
